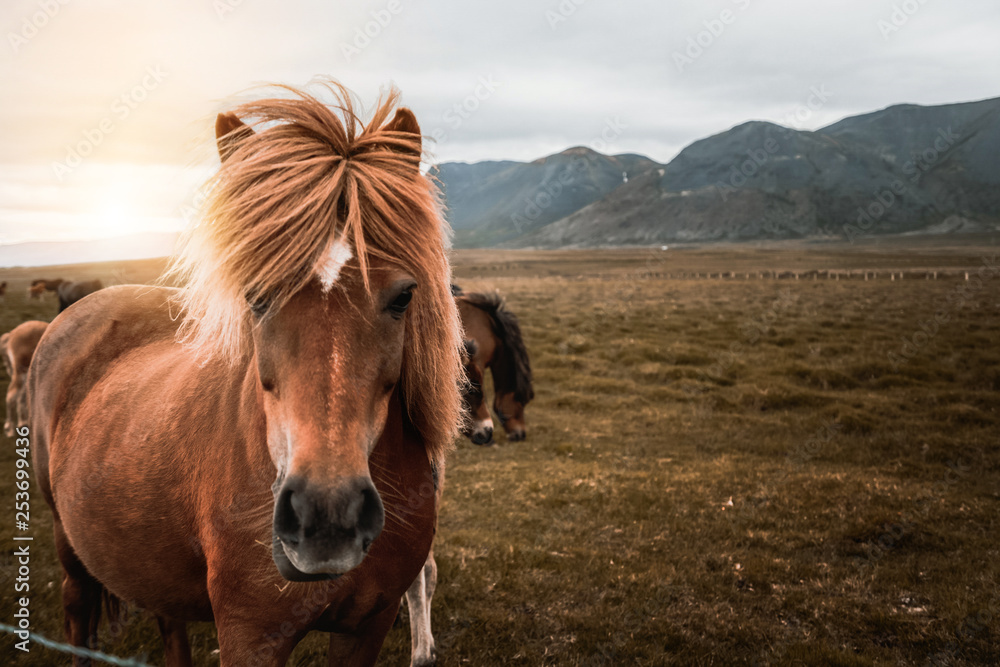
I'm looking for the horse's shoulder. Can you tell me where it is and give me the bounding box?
[35,285,180,374]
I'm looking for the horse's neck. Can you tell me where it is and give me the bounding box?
[487,340,514,392]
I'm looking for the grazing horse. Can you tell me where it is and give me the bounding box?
[28,282,47,299]
[2,320,47,437]
[56,279,104,313]
[0,281,7,303]
[30,81,463,666]
[454,288,534,441]
[459,337,494,445]
[30,278,63,295]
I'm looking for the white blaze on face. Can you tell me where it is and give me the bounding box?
[316,239,353,292]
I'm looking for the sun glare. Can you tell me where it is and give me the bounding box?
[94,200,134,238]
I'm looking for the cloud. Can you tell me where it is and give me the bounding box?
[0,0,997,245]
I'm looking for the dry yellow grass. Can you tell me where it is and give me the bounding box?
[2,239,998,665]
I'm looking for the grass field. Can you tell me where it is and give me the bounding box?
[2,240,999,665]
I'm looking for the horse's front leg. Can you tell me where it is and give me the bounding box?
[405,552,438,667]
[327,600,401,667]
[214,614,306,667]
[155,616,193,667]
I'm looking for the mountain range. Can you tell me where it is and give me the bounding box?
[433,96,1000,248]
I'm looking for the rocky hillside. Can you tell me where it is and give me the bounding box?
[434,96,1000,248]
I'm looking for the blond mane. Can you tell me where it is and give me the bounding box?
[166,80,462,461]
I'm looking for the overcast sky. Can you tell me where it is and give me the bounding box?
[1,0,998,246]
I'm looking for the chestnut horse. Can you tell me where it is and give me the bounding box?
[454,288,534,441]
[28,282,47,299]
[2,320,47,437]
[30,81,463,666]
[29,278,63,299]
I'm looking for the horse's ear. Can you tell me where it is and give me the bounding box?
[384,107,422,161]
[462,338,478,362]
[215,112,253,162]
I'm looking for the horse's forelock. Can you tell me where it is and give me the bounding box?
[166,80,463,462]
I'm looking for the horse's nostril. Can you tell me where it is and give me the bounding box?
[274,485,302,546]
[356,484,384,539]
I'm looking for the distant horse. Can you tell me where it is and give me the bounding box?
[0,281,7,303]
[2,320,47,437]
[454,288,534,441]
[56,279,103,313]
[28,278,103,312]
[29,278,63,295]
[30,81,462,666]
[27,282,47,299]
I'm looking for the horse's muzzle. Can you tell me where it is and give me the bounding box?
[271,475,384,580]
[468,418,494,446]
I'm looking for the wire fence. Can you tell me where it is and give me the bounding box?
[0,622,150,667]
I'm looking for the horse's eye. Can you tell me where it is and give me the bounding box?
[388,290,413,317]
[248,297,270,317]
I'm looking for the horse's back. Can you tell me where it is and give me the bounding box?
[6,320,48,372]
[30,285,181,510]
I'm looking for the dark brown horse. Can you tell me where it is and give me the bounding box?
[56,279,103,313]
[30,81,462,666]
[2,320,48,437]
[29,278,103,312]
[454,288,534,441]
